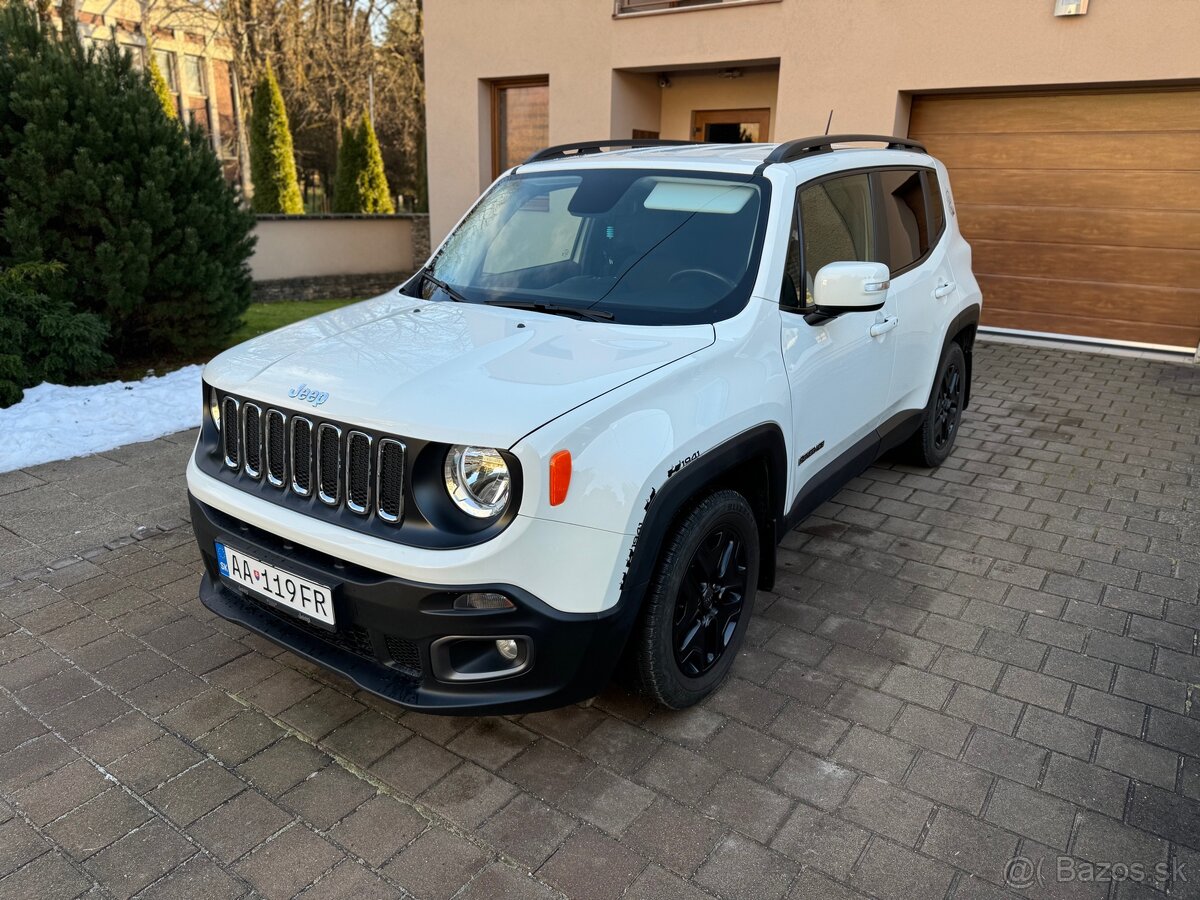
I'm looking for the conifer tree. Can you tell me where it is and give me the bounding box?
[0,4,255,364]
[333,113,395,214]
[332,121,363,213]
[249,64,303,214]
[146,52,177,120]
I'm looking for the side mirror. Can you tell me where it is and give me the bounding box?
[809,261,890,321]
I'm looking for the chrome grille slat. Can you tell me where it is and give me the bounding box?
[377,439,405,524]
[346,431,372,514]
[222,397,240,469]
[317,423,342,506]
[291,417,313,497]
[242,403,263,478]
[265,410,287,487]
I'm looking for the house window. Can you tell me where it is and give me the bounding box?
[153,49,177,92]
[491,78,549,179]
[183,55,206,96]
[615,0,781,17]
[182,55,210,133]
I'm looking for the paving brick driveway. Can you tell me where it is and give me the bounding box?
[1,340,1198,900]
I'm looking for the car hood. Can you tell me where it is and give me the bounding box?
[204,293,715,448]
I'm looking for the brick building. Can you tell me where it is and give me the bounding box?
[55,0,246,189]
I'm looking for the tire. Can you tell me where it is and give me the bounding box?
[903,341,967,468]
[633,489,759,709]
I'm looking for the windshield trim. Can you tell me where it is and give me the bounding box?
[419,167,774,327]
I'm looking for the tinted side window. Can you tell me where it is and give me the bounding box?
[926,169,946,242]
[799,173,874,303]
[876,169,928,273]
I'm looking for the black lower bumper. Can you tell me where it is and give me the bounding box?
[189,494,639,714]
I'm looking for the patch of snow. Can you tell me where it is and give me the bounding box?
[0,366,203,474]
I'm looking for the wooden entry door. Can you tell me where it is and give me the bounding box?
[692,108,771,143]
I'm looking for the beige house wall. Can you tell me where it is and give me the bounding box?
[424,0,1200,241]
[249,216,417,282]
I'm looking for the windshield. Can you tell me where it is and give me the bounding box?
[422,168,770,325]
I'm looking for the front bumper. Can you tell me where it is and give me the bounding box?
[190,495,640,714]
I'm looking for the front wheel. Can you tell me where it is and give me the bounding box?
[633,489,759,709]
[904,341,967,467]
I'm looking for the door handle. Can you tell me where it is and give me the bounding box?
[933,282,957,299]
[870,316,899,337]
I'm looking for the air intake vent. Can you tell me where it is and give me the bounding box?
[385,634,421,675]
[291,417,312,497]
[222,397,240,469]
[242,403,263,478]
[346,432,372,514]
[317,423,341,505]
[265,410,287,487]
[377,439,405,524]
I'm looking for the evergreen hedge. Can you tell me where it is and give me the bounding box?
[249,65,304,214]
[0,262,109,408]
[333,112,395,214]
[0,3,255,371]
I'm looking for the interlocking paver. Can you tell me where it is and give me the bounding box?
[0,342,1196,898]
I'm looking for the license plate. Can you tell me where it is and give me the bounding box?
[215,542,335,626]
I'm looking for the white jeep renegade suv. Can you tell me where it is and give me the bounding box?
[188,135,981,713]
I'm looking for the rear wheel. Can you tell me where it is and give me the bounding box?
[903,341,966,468]
[634,489,759,709]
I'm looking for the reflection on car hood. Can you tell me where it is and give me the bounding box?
[203,293,715,448]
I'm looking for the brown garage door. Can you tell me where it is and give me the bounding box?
[909,89,1200,350]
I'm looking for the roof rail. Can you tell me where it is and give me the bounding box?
[523,139,701,165]
[755,134,927,172]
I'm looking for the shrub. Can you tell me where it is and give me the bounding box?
[0,262,109,408]
[147,52,178,120]
[332,121,362,213]
[0,4,255,361]
[333,112,395,214]
[249,65,303,214]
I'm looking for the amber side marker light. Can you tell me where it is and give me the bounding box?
[549,450,572,506]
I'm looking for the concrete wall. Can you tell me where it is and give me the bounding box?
[250,215,423,282]
[424,0,1200,241]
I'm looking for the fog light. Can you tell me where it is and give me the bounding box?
[495,639,519,661]
[453,592,514,610]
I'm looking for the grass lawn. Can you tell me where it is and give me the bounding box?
[109,297,360,382]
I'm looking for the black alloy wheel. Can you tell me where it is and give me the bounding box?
[633,489,759,709]
[903,340,967,468]
[673,528,749,677]
[933,359,963,451]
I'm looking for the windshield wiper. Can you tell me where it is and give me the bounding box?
[484,300,614,322]
[421,271,471,304]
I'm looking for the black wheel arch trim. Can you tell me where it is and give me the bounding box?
[942,303,980,410]
[618,423,787,612]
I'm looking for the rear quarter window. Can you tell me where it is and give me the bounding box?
[926,169,946,242]
[876,169,929,274]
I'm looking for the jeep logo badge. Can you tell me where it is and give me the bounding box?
[288,383,329,407]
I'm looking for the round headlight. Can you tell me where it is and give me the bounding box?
[444,445,511,518]
[209,388,221,430]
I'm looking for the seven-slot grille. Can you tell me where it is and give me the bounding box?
[221,400,406,525]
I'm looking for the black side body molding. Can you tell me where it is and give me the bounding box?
[782,303,981,531]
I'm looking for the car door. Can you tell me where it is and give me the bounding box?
[781,171,898,486]
[876,168,956,415]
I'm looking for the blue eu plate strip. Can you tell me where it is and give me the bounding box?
[215,542,230,578]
